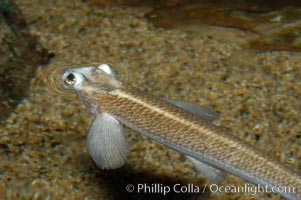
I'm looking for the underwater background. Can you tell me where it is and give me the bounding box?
[0,0,300,199]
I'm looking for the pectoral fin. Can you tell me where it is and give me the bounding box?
[186,155,226,183]
[87,113,129,169]
[162,98,219,122]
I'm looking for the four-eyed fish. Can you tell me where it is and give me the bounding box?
[60,63,301,200]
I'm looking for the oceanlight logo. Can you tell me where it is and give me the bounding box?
[125,183,296,196]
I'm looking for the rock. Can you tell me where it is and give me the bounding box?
[0,0,53,120]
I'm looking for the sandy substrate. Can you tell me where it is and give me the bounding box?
[0,0,300,199]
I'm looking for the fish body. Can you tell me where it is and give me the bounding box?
[60,64,301,200]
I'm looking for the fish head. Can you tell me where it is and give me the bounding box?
[61,64,121,93]
[61,64,122,113]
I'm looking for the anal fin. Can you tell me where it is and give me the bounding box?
[186,155,226,183]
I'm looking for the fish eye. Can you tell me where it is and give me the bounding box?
[63,71,84,89]
[65,73,76,85]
